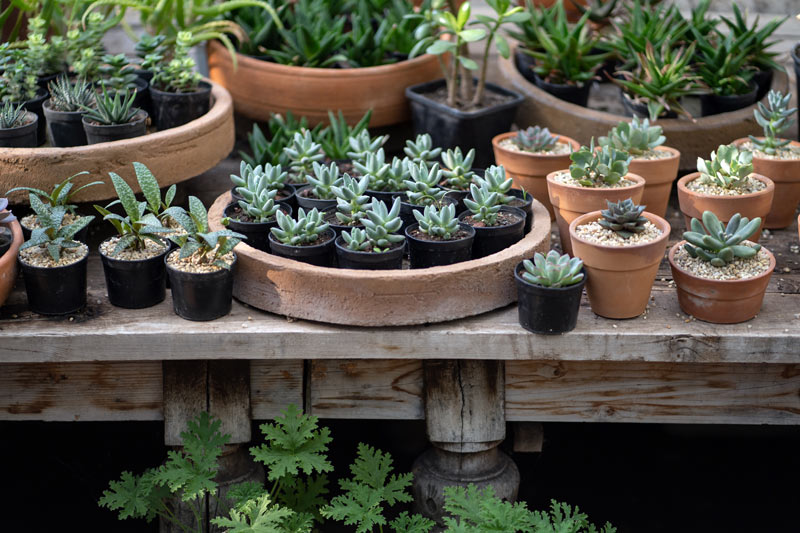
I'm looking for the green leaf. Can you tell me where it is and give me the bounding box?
[390,512,435,533]
[188,196,209,233]
[109,172,140,221]
[98,470,159,521]
[133,162,161,213]
[426,39,456,55]
[458,56,479,70]
[495,35,510,59]
[458,28,485,42]
[210,493,298,533]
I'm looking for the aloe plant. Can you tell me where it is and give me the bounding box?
[81,88,140,125]
[0,102,27,129]
[7,172,104,215]
[47,76,95,113]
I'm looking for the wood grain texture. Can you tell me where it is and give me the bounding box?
[163,361,207,445]
[250,360,304,419]
[209,360,251,443]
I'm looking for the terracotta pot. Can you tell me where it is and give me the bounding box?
[676,172,774,241]
[0,218,23,308]
[569,210,670,319]
[732,138,800,229]
[207,40,441,127]
[546,172,645,255]
[492,132,580,220]
[627,146,681,219]
[668,241,775,324]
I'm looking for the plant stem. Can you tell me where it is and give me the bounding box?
[471,23,498,108]
[188,500,204,533]
[447,38,459,108]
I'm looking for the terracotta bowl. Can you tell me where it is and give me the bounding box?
[0,219,23,308]
[208,192,551,326]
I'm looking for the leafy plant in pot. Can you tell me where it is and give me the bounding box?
[0,44,47,145]
[677,144,774,238]
[295,161,343,211]
[399,160,455,234]
[323,174,372,237]
[164,197,245,321]
[356,149,409,205]
[269,207,336,267]
[473,164,534,233]
[492,125,579,220]
[225,178,292,253]
[98,52,150,110]
[460,181,526,258]
[336,197,406,270]
[439,146,477,212]
[0,101,38,148]
[569,198,669,319]
[514,250,585,334]
[668,211,774,323]
[406,203,475,268]
[81,87,148,144]
[598,117,679,218]
[546,139,644,255]
[284,130,325,187]
[43,75,95,147]
[230,160,297,211]
[733,90,800,229]
[692,29,757,116]
[406,0,528,166]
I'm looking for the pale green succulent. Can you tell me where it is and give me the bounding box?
[404,134,442,168]
[463,184,501,226]
[231,162,289,195]
[598,198,648,239]
[284,131,324,182]
[440,147,476,191]
[370,156,411,193]
[271,207,330,245]
[306,162,343,200]
[697,144,753,189]
[512,126,559,152]
[569,139,632,187]
[403,161,446,206]
[238,187,281,223]
[331,174,370,225]
[346,130,388,163]
[599,117,666,156]
[683,211,761,267]
[473,165,514,204]
[749,90,797,155]
[341,227,370,251]
[353,149,390,191]
[413,203,460,240]
[521,250,584,288]
[344,197,405,252]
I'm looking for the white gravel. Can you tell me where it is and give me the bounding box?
[499,138,572,155]
[673,242,772,280]
[574,220,663,246]
[739,140,800,160]
[100,236,166,260]
[553,171,635,188]
[686,175,766,196]
[166,248,234,273]
[19,243,88,268]
[631,148,674,160]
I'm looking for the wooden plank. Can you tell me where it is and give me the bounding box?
[250,359,304,419]
[0,362,162,421]
[308,359,423,419]
[505,361,800,425]
[163,361,207,446]
[209,360,251,443]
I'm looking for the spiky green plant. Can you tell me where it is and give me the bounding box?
[345,129,388,163]
[81,88,140,126]
[316,110,372,160]
[47,76,95,113]
[599,117,665,156]
[512,126,559,153]
[697,145,753,189]
[284,131,324,183]
[241,113,315,168]
[0,102,27,129]
[473,165,514,204]
[19,197,94,262]
[598,198,648,239]
[413,203,461,240]
[463,183,501,226]
[692,28,755,97]
[403,162,446,207]
[748,90,797,155]
[164,197,245,269]
[569,139,632,187]
[270,207,330,245]
[331,174,370,225]
[521,250,584,287]
[441,147,476,191]
[353,150,390,192]
[404,134,442,168]
[305,162,343,200]
[683,211,762,267]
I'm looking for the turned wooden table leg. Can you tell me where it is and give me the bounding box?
[412,360,519,522]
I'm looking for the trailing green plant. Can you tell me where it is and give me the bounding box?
[697,144,753,190]
[19,196,93,262]
[413,202,461,239]
[683,211,762,267]
[47,75,95,112]
[599,117,665,157]
[748,90,797,155]
[347,129,389,163]
[351,197,405,252]
[569,139,632,187]
[692,29,755,96]
[0,101,27,129]
[231,161,290,198]
[151,31,203,93]
[521,250,584,288]
[353,150,391,191]
[403,162,446,206]
[164,197,245,269]
[598,198,648,239]
[464,183,501,225]
[331,174,371,225]
[99,53,139,92]
[720,3,786,73]
[285,131,325,183]
[317,110,371,161]
[80,88,140,126]
[271,207,331,245]
[404,133,442,168]
[512,126,559,153]
[441,147,476,191]
[7,172,104,215]
[306,162,343,200]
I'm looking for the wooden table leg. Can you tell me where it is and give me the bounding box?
[412,360,520,522]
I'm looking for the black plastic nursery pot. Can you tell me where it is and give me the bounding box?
[752,68,773,101]
[295,185,337,211]
[513,48,537,85]
[334,236,405,270]
[230,184,296,212]
[514,262,586,334]
[399,196,458,236]
[43,101,87,147]
[458,206,526,259]
[268,229,336,267]
[23,89,48,146]
[439,187,470,214]
[405,222,475,268]
[365,189,400,206]
[149,81,212,131]
[0,112,38,148]
[532,72,592,107]
[405,79,524,168]
[321,207,364,239]
[508,188,534,234]
[166,252,236,321]
[99,239,169,309]
[20,251,88,315]
[83,111,148,145]
[224,203,291,253]
[699,84,757,117]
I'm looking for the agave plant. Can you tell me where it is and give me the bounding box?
[521,250,584,287]
[697,145,753,190]
[683,211,761,267]
[599,117,665,157]
[0,101,27,129]
[81,88,140,125]
[748,91,797,155]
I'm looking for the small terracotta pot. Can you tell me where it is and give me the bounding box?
[0,218,23,308]
[569,210,670,319]
[627,146,681,219]
[676,172,774,241]
[547,172,645,255]
[492,132,579,220]
[668,241,775,324]
[733,138,800,229]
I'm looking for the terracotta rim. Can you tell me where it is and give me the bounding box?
[491,132,580,160]
[632,145,680,164]
[667,240,776,287]
[546,171,646,193]
[568,209,670,253]
[732,137,800,163]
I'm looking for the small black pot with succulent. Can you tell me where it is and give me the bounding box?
[225,182,291,253]
[323,174,371,237]
[230,160,297,211]
[296,161,343,211]
[18,197,94,315]
[99,52,149,110]
[460,180,526,259]
[336,197,406,270]
[81,87,148,144]
[399,161,455,234]
[474,165,533,233]
[439,147,477,213]
[693,29,757,116]
[354,148,407,205]
[0,101,38,148]
[0,43,49,145]
[163,196,246,321]
[43,75,95,147]
[269,207,336,267]
[514,250,586,334]
[283,130,325,190]
[405,203,475,269]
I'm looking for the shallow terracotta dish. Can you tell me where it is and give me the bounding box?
[0,219,23,308]
[208,192,551,326]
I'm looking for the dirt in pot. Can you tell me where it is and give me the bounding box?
[461,211,522,228]
[323,210,363,228]
[100,237,166,260]
[166,249,234,274]
[19,243,88,268]
[422,85,517,112]
[408,227,472,241]
[672,243,772,280]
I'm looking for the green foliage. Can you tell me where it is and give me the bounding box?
[229,0,286,56]
[47,75,95,113]
[7,171,104,214]
[342,226,371,251]
[570,0,618,24]
[0,46,40,103]
[442,484,535,532]
[19,196,93,262]
[599,117,665,156]
[403,162,446,206]
[132,161,178,225]
[81,87,140,126]
[240,188,282,223]
[164,196,245,268]
[413,203,460,239]
[317,110,372,161]
[692,28,754,96]
[284,131,325,183]
[390,512,435,533]
[440,147,476,191]
[357,197,405,252]
[0,101,27,129]
[512,126,559,153]
[241,113,317,168]
[332,174,371,225]
[232,162,290,197]
[473,165,514,203]
[683,211,761,267]
[569,139,632,187]
[749,90,797,154]
[463,184,501,225]
[354,150,391,192]
[26,16,66,75]
[598,198,647,239]
[697,144,753,190]
[404,134,442,168]
[372,156,412,193]
[720,3,786,72]
[347,130,389,163]
[67,12,109,80]
[99,53,140,92]
[267,0,349,67]
[521,250,584,288]
[135,34,167,67]
[151,31,203,93]
[306,162,344,200]
[211,493,303,533]
[271,207,330,245]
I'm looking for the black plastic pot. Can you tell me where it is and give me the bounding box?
[398,196,458,236]
[406,79,524,168]
[295,185,337,211]
[37,72,60,90]
[508,189,534,234]
[224,202,291,253]
[23,89,48,146]
[365,189,400,206]
[268,229,336,267]
[514,262,586,334]
[405,222,475,268]
[43,100,87,147]
[0,227,12,257]
[0,112,38,148]
[792,44,800,140]
[533,72,592,107]
[83,110,148,144]
[752,68,773,101]
[149,80,212,131]
[514,48,537,85]
[166,252,236,321]
[334,236,404,270]
[100,238,169,309]
[458,206,526,259]
[135,69,154,84]
[620,90,677,119]
[20,251,88,315]
[21,216,90,243]
[700,83,757,116]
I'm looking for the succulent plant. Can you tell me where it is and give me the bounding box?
[331,174,370,225]
[683,211,761,267]
[48,76,95,113]
[599,117,665,157]
[598,198,648,239]
[473,165,514,204]
[284,131,325,182]
[20,196,94,262]
[749,90,797,155]
[316,110,371,161]
[403,162,446,207]
[697,145,753,190]
[368,156,410,193]
[512,126,559,153]
[130,162,177,226]
[135,34,167,65]
[270,207,330,245]
[238,187,281,223]
[343,197,404,253]
[241,113,313,168]
[346,129,388,163]
[0,101,27,129]
[7,172,104,215]
[569,139,632,187]
[521,250,584,288]
[231,162,289,197]
[81,88,140,126]
[306,162,343,200]
[151,31,203,93]
[165,197,245,269]
[413,203,460,240]
[341,226,370,251]
[403,134,442,168]
[463,184,502,226]
[440,148,476,191]
[99,53,139,92]
[353,149,390,191]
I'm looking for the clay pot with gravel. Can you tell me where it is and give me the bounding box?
[547,141,645,255]
[668,211,774,324]
[492,127,579,220]
[677,145,774,240]
[569,199,670,319]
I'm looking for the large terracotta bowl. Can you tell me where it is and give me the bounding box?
[0,219,23,308]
